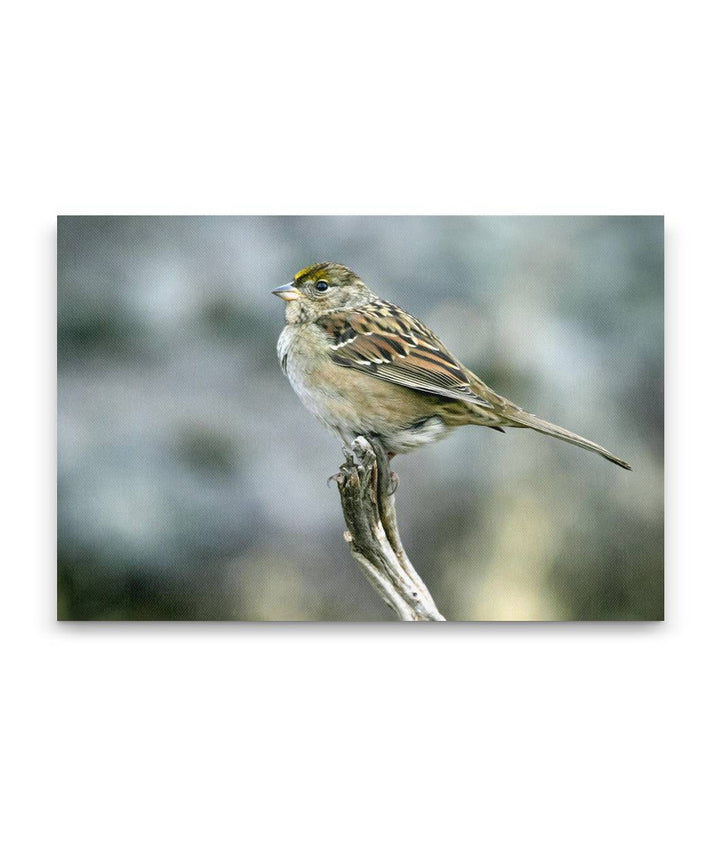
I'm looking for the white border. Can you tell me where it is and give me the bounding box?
[5,2,716,853]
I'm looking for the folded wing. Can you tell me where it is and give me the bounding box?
[318,300,493,407]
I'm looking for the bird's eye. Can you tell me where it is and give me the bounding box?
[314,280,329,292]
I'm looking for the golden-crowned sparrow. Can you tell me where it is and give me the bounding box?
[273,262,631,469]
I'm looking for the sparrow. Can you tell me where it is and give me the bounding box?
[272,262,631,470]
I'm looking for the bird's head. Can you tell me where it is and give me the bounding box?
[272,262,375,322]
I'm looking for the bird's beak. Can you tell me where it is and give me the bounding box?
[272,282,301,302]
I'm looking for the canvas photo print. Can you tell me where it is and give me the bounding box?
[57,216,663,620]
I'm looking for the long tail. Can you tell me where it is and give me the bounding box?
[506,410,632,470]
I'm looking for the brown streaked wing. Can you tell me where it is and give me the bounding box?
[317,300,493,407]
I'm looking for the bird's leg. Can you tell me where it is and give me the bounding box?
[383,452,399,495]
[360,437,397,500]
[376,450,399,495]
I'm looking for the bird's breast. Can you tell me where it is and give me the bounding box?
[276,322,458,451]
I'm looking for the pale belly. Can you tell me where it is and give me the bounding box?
[277,325,455,454]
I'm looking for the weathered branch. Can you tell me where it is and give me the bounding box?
[335,436,446,621]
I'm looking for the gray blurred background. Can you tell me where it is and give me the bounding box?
[57,216,663,620]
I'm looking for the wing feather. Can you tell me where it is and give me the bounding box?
[318,300,493,407]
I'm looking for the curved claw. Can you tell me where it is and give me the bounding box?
[387,471,399,496]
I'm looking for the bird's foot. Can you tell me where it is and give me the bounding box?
[331,437,398,497]
[329,441,374,490]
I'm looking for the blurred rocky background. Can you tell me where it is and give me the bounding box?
[57,216,663,620]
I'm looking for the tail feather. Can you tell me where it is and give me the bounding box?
[506,410,632,470]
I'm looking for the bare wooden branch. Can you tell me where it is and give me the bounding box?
[335,436,446,621]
